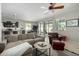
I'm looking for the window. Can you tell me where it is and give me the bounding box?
[45,24,49,33]
[58,21,66,31]
[45,23,53,33]
[40,23,44,33]
[38,23,41,34]
[38,22,53,34]
[38,22,44,35]
[26,23,32,32]
[48,23,53,32]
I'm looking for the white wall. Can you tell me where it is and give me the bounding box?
[57,12,79,42]
[38,9,79,42]
[0,3,2,42]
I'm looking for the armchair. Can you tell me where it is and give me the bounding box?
[48,33,59,45]
[48,32,66,50]
[48,32,66,45]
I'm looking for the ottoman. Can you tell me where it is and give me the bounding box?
[52,40,65,50]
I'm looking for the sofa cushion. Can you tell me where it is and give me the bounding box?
[27,33,35,39]
[20,39,35,45]
[18,34,22,40]
[22,48,33,56]
[5,39,35,50]
[1,42,32,56]
[5,41,22,50]
[33,32,37,38]
[21,34,28,40]
[34,38,44,43]
[7,35,18,43]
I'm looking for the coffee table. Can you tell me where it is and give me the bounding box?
[34,42,51,56]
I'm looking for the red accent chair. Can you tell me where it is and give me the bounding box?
[48,33,66,50]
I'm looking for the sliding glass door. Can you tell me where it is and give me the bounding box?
[38,21,53,35]
[38,22,44,35]
[45,23,53,33]
[25,23,32,32]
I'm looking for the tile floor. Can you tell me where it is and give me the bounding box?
[33,40,79,56]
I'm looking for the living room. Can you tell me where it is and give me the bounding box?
[0,3,79,56]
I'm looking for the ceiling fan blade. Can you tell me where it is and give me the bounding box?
[40,6,47,9]
[50,3,56,6]
[53,5,64,9]
[49,4,64,10]
[43,10,49,14]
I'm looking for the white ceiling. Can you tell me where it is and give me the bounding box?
[2,3,79,22]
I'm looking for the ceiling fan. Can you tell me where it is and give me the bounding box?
[49,3,64,10]
[41,3,64,14]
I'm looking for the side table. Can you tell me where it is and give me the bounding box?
[34,42,51,56]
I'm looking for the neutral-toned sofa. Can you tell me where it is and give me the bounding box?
[7,33,44,45]
[0,33,44,56]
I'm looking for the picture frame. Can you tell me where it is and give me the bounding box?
[66,19,79,27]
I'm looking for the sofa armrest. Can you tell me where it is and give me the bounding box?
[34,37,44,44]
[0,43,5,53]
[2,39,7,45]
[0,39,7,54]
[36,35,44,38]
[22,48,33,56]
[1,42,32,56]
